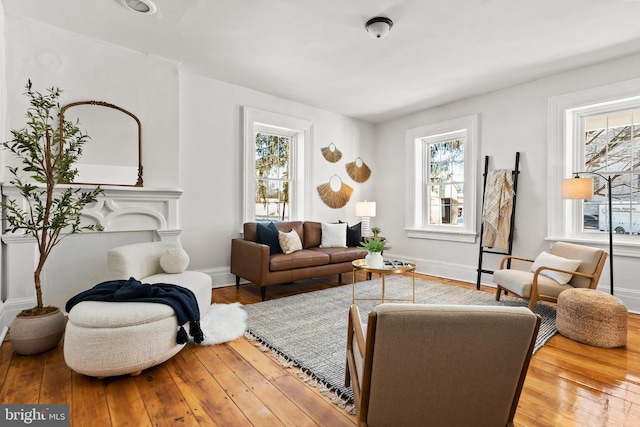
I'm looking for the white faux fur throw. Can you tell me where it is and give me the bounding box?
[198,302,248,346]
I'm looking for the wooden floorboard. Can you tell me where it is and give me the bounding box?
[0,274,638,426]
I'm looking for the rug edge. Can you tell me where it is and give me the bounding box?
[244,329,356,410]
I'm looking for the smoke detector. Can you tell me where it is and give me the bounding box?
[121,0,158,15]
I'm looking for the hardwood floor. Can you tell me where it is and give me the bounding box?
[1,273,639,426]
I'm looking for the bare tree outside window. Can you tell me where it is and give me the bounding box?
[425,138,465,225]
[583,108,640,234]
[255,132,291,221]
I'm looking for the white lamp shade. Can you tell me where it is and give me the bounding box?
[562,177,594,200]
[356,201,376,217]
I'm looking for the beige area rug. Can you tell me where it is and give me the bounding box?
[242,276,557,408]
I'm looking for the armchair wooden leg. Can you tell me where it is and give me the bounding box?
[235,276,240,289]
[495,286,503,301]
[345,357,351,387]
[260,287,267,301]
[527,296,538,311]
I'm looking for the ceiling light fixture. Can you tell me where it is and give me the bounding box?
[121,0,158,15]
[365,17,393,39]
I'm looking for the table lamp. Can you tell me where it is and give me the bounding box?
[356,201,376,238]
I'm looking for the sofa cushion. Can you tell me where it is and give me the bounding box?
[303,221,322,248]
[320,222,347,248]
[160,247,190,273]
[256,222,282,255]
[269,249,330,272]
[279,229,303,254]
[310,247,366,264]
[345,222,363,247]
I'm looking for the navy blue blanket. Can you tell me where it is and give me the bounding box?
[66,277,204,344]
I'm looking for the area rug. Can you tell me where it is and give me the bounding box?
[243,277,557,408]
[199,302,247,345]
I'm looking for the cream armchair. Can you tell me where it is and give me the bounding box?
[493,242,607,310]
[345,303,540,427]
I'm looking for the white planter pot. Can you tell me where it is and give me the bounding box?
[365,251,384,268]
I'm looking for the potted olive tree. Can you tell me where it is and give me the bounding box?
[2,81,103,354]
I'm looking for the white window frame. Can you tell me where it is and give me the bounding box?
[548,77,640,256]
[242,107,312,223]
[404,114,478,243]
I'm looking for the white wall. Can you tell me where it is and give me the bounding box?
[3,16,180,188]
[178,73,376,285]
[375,53,640,313]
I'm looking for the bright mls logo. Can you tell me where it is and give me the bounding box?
[1,405,69,426]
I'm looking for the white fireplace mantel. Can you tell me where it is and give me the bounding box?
[0,184,183,332]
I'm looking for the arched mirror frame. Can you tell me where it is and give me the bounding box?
[60,101,143,187]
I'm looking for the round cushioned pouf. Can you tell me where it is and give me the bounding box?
[556,288,627,348]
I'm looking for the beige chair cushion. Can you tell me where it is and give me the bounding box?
[493,268,573,298]
[550,242,604,288]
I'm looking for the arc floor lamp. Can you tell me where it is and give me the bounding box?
[562,172,614,295]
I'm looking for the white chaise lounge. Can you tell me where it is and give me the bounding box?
[63,241,212,377]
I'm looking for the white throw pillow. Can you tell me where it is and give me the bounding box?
[530,251,581,285]
[160,247,190,274]
[320,222,347,248]
[279,230,303,254]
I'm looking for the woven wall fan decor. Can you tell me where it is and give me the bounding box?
[345,157,371,183]
[321,143,342,163]
[317,175,353,208]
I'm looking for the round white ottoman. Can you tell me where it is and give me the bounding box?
[556,288,627,348]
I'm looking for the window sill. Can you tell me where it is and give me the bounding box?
[405,227,477,243]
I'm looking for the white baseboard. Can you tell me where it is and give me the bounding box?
[199,267,240,288]
[0,297,38,333]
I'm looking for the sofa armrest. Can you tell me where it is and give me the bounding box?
[230,238,270,286]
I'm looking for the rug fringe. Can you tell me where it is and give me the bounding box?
[244,330,355,413]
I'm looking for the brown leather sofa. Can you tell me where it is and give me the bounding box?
[231,221,365,300]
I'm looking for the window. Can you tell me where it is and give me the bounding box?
[405,115,477,242]
[548,77,640,254]
[255,131,291,222]
[426,134,465,226]
[582,108,640,235]
[242,107,312,223]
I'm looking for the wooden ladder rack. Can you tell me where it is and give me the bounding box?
[476,152,520,290]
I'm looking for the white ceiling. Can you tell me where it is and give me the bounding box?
[4,0,640,123]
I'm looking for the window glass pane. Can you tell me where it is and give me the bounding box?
[425,138,464,226]
[254,131,292,221]
[582,107,640,235]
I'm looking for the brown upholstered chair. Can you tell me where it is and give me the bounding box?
[493,242,607,311]
[345,303,541,427]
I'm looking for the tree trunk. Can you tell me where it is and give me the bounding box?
[34,261,44,309]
